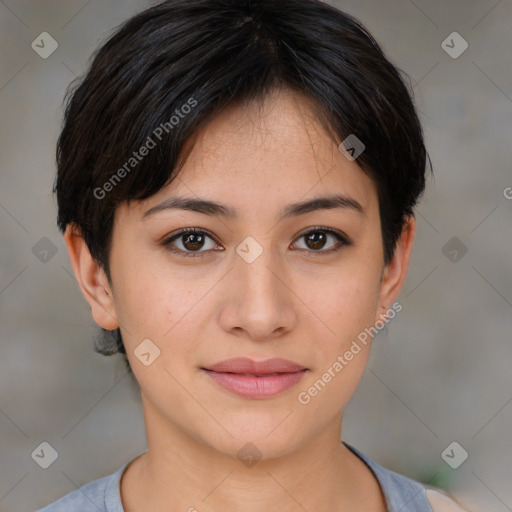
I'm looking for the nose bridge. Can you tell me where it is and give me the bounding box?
[226,234,295,338]
[235,234,282,299]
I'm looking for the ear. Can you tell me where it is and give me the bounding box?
[376,215,416,321]
[64,223,119,330]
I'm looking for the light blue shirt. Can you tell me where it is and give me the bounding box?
[37,443,434,511]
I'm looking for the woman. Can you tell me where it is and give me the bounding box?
[39,0,469,510]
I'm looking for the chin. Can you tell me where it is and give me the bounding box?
[201,422,308,464]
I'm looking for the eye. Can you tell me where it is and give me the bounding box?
[162,228,221,258]
[291,227,352,253]
[162,226,352,259]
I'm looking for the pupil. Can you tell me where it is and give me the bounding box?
[306,231,326,250]
[184,233,204,251]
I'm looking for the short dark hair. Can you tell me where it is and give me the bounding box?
[55,0,432,368]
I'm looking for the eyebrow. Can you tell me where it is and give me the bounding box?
[142,193,365,220]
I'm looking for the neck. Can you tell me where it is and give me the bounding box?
[120,395,386,512]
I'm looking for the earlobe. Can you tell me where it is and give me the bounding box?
[376,215,416,320]
[64,223,119,330]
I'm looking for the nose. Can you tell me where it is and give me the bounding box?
[218,239,298,341]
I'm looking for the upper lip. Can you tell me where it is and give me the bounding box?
[203,357,307,374]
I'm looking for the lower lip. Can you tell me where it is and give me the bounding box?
[202,369,307,398]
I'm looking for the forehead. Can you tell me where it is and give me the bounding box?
[187,89,353,177]
[124,88,378,222]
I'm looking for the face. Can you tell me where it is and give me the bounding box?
[67,88,414,461]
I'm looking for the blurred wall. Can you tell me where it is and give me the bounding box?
[0,1,511,511]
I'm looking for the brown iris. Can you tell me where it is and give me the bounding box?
[304,231,328,250]
[182,232,206,251]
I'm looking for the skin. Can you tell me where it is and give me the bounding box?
[65,88,417,512]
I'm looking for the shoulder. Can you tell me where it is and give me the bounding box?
[426,488,471,512]
[344,442,437,511]
[343,442,472,512]
[36,465,126,512]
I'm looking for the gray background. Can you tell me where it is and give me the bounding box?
[0,0,511,511]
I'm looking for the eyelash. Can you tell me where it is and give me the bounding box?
[161,226,352,259]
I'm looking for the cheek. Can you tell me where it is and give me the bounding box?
[305,263,382,347]
[112,265,212,359]
[296,277,379,416]
[109,262,174,350]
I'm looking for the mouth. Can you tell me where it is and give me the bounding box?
[201,357,308,399]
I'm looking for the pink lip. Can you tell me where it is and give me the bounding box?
[201,357,308,399]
